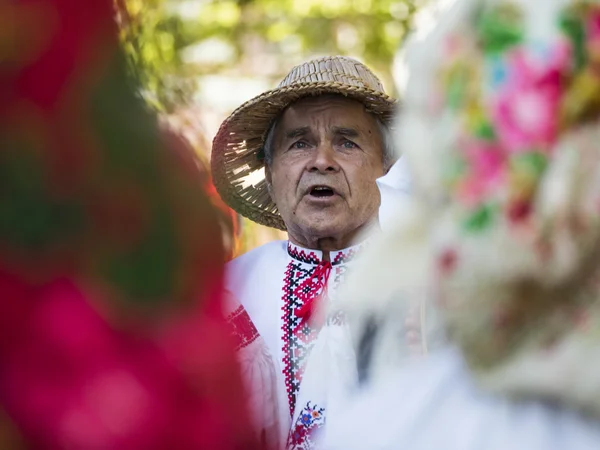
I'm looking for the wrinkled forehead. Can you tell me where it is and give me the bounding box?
[275,94,379,135]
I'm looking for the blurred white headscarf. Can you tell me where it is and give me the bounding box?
[335,0,600,419]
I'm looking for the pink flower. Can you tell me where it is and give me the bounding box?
[456,140,506,206]
[506,199,532,223]
[491,45,568,154]
[585,8,600,64]
[586,9,600,47]
[467,141,505,180]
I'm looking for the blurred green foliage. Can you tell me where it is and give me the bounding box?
[117,0,420,112]
[116,0,422,255]
[117,0,195,111]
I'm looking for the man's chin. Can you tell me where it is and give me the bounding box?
[296,215,348,239]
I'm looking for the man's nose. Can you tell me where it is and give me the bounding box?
[307,142,340,173]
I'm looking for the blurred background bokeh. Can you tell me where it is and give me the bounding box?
[115,0,424,257]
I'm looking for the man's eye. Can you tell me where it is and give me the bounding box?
[291,141,308,149]
[342,140,358,149]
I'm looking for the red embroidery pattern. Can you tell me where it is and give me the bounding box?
[226,305,259,351]
[287,243,320,265]
[295,261,332,327]
[281,243,362,417]
[281,258,320,416]
[332,247,359,265]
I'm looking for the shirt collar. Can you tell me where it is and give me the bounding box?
[286,240,366,266]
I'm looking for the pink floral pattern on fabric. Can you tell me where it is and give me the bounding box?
[494,44,569,151]
[405,0,600,418]
[437,1,600,233]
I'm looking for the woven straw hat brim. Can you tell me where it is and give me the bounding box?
[211,81,397,231]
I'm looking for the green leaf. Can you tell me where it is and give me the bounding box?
[477,2,524,54]
[463,203,496,232]
[101,211,179,304]
[89,51,180,305]
[474,119,496,141]
[510,151,548,178]
[446,67,470,109]
[0,137,85,252]
[89,52,162,181]
[560,6,587,70]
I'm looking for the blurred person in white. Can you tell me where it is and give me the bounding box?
[321,0,600,448]
[377,156,412,231]
[211,56,397,449]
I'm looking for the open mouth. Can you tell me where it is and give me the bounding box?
[309,186,335,198]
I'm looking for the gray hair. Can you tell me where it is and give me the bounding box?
[262,113,396,169]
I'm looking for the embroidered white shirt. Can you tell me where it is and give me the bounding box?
[226,240,363,449]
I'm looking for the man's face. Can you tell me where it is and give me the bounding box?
[265,95,386,247]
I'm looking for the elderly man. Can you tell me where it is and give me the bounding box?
[212,56,396,449]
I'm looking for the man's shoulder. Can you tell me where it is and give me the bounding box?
[228,239,286,266]
[225,240,289,312]
[226,240,288,281]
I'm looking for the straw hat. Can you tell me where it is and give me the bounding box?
[211,55,397,231]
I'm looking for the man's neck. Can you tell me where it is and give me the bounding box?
[287,221,378,262]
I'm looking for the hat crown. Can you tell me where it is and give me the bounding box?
[278,56,386,94]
